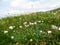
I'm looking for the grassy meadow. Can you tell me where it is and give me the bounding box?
[0,8,60,45]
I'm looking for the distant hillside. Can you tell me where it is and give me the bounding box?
[0,8,60,45]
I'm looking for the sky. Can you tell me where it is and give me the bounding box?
[0,0,60,18]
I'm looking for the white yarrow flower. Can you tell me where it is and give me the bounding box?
[25,25,29,27]
[11,36,14,39]
[38,21,41,23]
[23,22,27,25]
[9,26,14,30]
[40,30,43,33]
[19,26,22,28]
[29,22,32,25]
[51,25,58,29]
[34,22,37,25]
[4,30,8,34]
[47,31,52,34]
[58,27,60,30]
[29,22,34,25]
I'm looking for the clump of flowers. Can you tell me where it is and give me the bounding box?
[23,22,27,25]
[47,30,52,34]
[58,27,60,30]
[29,22,34,25]
[38,21,41,23]
[4,30,8,34]
[29,22,37,25]
[9,26,15,30]
[34,22,37,25]
[19,26,22,28]
[51,25,58,30]
[11,36,14,39]
[40,30,43,33]
[25,25,29,27]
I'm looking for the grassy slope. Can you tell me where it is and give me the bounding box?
[0,8,60,45]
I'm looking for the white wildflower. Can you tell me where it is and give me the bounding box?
[9,26,14,30]
[40,30,43,33]
[47,31,52,34]
[34,22,37,25]
[29,22,32,25]
[23,22,27,25]
[51,25,58,29]
[25,25,29,27]
[29,22,34,25]
[4,30,8,34]
[11,36,14,39]
[19,26,22,28]
[58,27,60,30]
[38,21,41,23]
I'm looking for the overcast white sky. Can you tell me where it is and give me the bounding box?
[0,0,60,18]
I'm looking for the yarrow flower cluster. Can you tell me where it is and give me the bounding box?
[29,22,37,25]
[23,22,27,25]
[9,26,15,30]
[29,22,34,25]
[47,30,52,34]
[38,21,41,23]
[51,25,60,30]
[25,25,29,27]
[51,25,58,30]
[38,20,44,23]
[8,21,44,30]
[34,22,37,25]
[58,27,60,30]
[19,26,22,28]
[4,30,8,34]
[11,36,14,39]
[40,30,43,33]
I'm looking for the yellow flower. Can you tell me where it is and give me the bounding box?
[30,39,33,42]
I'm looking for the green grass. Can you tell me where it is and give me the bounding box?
[0,8,60,45]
